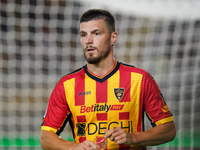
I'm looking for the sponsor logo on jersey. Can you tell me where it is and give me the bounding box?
[76,123,86,136]
[80,103,124,113]
[78,91,91,96]
[114,88,124,101]
[76,121,133,136]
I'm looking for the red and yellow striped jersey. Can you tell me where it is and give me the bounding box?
[41,60,173,150]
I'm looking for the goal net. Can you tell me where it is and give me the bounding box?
[0,0,200,149]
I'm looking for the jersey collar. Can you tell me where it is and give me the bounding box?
[84,60,120,83]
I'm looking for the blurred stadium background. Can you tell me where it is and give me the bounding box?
[0,0,200,149]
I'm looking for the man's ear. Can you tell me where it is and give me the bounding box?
[111,32,118,46]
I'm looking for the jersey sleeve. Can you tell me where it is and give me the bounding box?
[143,72,173,127]
[41,79,71,135]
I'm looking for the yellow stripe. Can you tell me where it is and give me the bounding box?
[41,126,57,133]
[64,78,75,106]
[130,72,143,132]
[107,70,119,123]
[107,70,120,148]
[64,78,75,126]
[85,73,96,142]
[63,78,77,140]
[107,70,119,103]
[155,116,174,125]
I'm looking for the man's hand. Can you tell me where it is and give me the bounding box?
[104,122,176,146]
[73,140,97,150]
[104,128,133,145]
[40,130,97,150]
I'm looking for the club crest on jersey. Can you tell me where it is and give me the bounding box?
[76,123,86,136]
[114,88,124,101]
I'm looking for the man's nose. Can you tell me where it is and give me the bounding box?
[85,34,93,44]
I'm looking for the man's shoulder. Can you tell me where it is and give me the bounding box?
[119,62,149,75]
[67,66,85,76]
[59,66,86,83]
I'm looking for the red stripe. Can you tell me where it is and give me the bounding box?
[96,80,107,103]
[75,73,85,106]
[119,69,130,102]
[79,137,86,143]
[77,115,86,122]
[97,113,107,121]
[119,112,129,120]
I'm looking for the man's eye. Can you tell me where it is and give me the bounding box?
[95,32,100,35]
[81,34,86,37]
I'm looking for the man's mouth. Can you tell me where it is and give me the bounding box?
[87,49,94,51]
[86,47,96,52]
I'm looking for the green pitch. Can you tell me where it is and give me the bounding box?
[0,131,199,148]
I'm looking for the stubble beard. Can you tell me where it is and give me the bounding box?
[84,46,111,64]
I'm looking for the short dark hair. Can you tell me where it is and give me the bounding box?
[80,9,116,34]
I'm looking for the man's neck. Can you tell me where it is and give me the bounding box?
[87,58,116,77]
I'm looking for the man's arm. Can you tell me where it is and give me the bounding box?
[105,121,176,146]
[40,130,97,150]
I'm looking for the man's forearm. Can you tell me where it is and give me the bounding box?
[131,122,176,146]
[40,130,77,150]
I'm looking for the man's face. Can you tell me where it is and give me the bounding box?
[79,19,113,64]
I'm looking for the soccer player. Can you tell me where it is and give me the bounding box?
[40,9,176,150]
